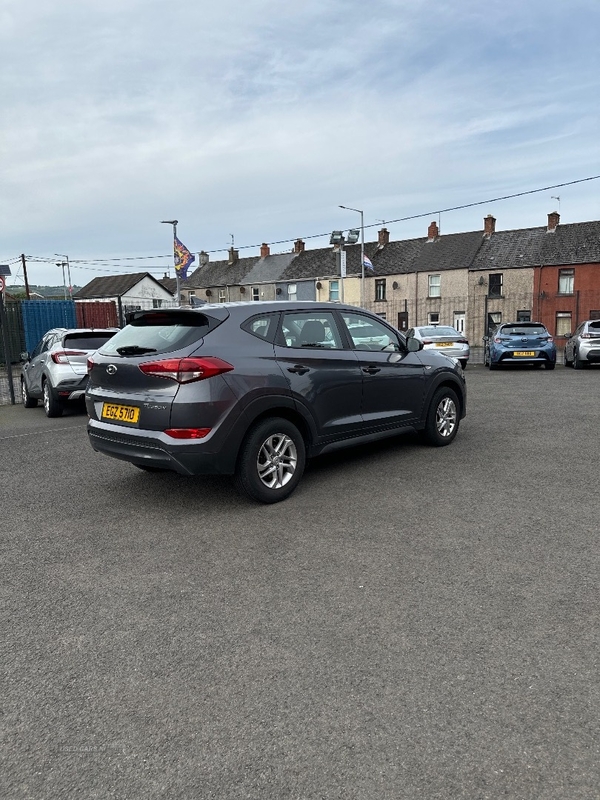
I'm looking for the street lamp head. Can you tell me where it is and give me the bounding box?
[330,231,344,245]
[346,229,360,244]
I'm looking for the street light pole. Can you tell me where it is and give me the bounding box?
[339,205,365,306]
[161,220,179,305]
[55,253,72,299]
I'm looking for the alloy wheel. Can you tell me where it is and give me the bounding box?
[256,433,298,489]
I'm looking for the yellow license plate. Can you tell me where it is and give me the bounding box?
[101,403,140,424]
[513,351,535,357]
[435,342,453,347]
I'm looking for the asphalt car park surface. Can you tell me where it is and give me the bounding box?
[1,367,598,800]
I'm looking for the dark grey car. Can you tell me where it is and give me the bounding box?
[86,302,466,503]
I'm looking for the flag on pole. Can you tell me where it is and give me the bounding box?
[174,236,196,281]
[363,254,374,271]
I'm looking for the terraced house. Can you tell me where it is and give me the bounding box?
[182,212,600,350]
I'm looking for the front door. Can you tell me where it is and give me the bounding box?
[339,311,426,428]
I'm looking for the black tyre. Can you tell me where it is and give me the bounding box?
[42,380,63,418]
[488,360,498,370]
[460,360,468,370]
[21,379,38,408]
[564,350,572,367]
[234,417,306,503]
[573,350,585,369]
[545,361,555,370]
[422,387,460,447]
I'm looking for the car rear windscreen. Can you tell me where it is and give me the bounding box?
[64,334,116,349]
[100,311,222,356]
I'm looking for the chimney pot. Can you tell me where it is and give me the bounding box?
[378,228,390,246]
[294,239,305,253]
[260,242,270,258]
[427,221,439,241]
[228,247,239,265]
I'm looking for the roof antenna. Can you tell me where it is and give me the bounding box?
[229,234,234,248]
[551,196,561,212]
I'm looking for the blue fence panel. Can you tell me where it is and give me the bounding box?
[21,300,77,352]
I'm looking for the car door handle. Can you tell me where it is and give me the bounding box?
[362,366,381,375]
[288,365,309,375]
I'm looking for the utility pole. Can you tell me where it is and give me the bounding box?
[21,254,31,299]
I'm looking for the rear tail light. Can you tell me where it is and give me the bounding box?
[51,350,86,364]
[139,357,234,384]
[457,338,469,344]
[582,333,591,339]
[422,339,434,345]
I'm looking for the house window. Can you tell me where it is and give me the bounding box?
[591,310,600,320]
[287,283,297,301]
[329,280,339,302]
[218,288,226,303]
[376,312,387,320]
[488,274,503,298]
[252,287,260,301]
[556,312,572,337]
[517,309,531,322]
[428,274,441,298]
[152,299,163,309]
[375,279,386,301]
[558,269,574,294]
[428,312,440,324]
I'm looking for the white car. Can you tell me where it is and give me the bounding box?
[406,325,470,369]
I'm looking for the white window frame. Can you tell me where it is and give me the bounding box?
[252,287,260,301]
[428,274,441,298]
[558,269,574,295]
[287,283,297,301]
[329,280,339,302]
[218,288,227,303]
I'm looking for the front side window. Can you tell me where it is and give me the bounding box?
[280,311,343,349]
[375,279,387,301]
[329,281,339,302]
[558,269,574,294]
[341,312,399,352]
[488,273,503,298]
[556,312,572,337]
[428,275,441,298]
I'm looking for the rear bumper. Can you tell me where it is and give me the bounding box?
[493,350,556,365]
[87,415,244,476]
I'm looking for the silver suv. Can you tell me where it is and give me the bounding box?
[564,320,600,368]
[21,327,118,417]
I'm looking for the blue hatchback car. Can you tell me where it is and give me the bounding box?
[484,322,556,370]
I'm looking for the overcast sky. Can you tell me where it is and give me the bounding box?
[2,0,600,287]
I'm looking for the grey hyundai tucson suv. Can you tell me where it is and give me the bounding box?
[86,302,466,503]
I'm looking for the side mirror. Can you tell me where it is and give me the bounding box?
[406,336,423,352]
[482,336,489,342]
[20,351,30,362]
[564,332,571,338]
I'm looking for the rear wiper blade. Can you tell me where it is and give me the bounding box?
[116,345,158,355]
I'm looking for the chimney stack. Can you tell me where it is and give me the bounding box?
[484,215,496,237]
[294,239,305,253]
[427,221,439,241]
[378,228,390,246]
[260,242,270,258]
[228,247,239,265]
[199,251,209,266]
[547,211,560,232]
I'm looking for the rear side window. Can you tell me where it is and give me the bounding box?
[64,333,116,350]
[101,311,222,356]
[241,313,280,342]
